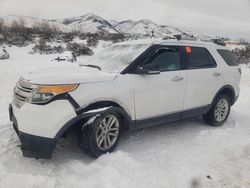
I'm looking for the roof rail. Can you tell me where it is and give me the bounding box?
[210,39,226,46]
[162,34,227,46]
[163,34,197,41]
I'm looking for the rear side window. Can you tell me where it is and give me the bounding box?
[183,47,216,69]
[217,49,239,66]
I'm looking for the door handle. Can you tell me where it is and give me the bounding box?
[213,72,221,77]
[172,76,184,82]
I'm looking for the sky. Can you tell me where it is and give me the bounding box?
[0,0,249,40]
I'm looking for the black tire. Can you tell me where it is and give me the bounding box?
[203,94,231,127]
[80,110,122,158]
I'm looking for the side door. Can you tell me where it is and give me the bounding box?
[133,46,187,127]
[181,46,225,115]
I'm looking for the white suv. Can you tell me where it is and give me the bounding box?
[9,40,241,159]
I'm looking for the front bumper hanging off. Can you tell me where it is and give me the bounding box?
[9,104,57,159]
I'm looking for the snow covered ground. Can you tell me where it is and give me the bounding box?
[0,46,250,188]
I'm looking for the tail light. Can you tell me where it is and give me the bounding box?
[238,68,242,75]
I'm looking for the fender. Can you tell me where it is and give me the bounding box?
[74,98,133,117]
[211,85,236,106]
[54,106,134,139]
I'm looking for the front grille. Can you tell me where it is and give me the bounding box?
[13,79,36,107]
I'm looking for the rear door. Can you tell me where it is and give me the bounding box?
[181,46,225,113]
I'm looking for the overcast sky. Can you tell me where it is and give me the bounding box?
[0,0,249,40]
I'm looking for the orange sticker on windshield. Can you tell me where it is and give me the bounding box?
[185,47,191,53]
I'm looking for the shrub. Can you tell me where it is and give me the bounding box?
[32,39,64,54]
[232,45,250,64]
[53,45,64,53]
[32,40,53,54]
[60,33,75,43]
[9,18,27,35]
[66,42,93,56]
[32,21,59,42]
[87,36,99,47]
[0,19,5,34]
[0,34,5,43]
[7,35,29,47]
[0,18,35,46]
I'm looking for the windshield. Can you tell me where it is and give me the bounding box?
[80,44,150,73]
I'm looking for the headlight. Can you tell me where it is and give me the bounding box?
[30,84,78,104]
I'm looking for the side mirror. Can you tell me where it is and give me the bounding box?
[135,64,160,75]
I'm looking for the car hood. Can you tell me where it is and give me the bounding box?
[21,65,118,85]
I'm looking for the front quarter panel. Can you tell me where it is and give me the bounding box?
[69,74,135,120]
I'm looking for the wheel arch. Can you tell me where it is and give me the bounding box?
[78,100,134,132]
[212,85,236,106]
[54,101,134,139]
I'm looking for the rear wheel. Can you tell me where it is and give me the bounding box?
[80,111,122,158]
[203,94,231,126]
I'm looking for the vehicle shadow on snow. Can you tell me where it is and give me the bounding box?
[3,114,238,168]
[121,116,236,143]
[52,115,237,162]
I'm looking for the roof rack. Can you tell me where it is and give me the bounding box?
[162,34,226,46]
[210,38,226,46]
[163,34,197,41]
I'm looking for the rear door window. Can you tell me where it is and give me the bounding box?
[217,49,239,66]
[182,47,216,69]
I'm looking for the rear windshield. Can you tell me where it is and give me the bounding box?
[217,49,239,66]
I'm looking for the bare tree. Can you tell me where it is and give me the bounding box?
[50,24,60,34]
[9,17,26,34]
[33,21,50,33]
[0,18,4,33]
[32,21,61,41]
[0,18,9,36]
[33,21,59,34]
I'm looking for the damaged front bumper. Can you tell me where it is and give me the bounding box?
[9,104,57,159]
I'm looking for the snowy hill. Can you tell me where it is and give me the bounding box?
[115,19,183,36]
[56,13,119,34]
[0,13,71,32]
[0,12,216,39]
[0,13,45,27]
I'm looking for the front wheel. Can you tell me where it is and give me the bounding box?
[80,111,122,158]
[203,94,231,126]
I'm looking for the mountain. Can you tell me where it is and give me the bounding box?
[0,13,214,39]
[56,13,119,34]
[115,19,183,36]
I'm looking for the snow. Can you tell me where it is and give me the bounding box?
[84,107,111,114]
[0,45,250,187]
[226,44,246,50]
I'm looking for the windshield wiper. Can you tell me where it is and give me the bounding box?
[80,64,101,71]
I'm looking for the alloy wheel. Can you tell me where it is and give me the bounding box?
[96,114,120,150]
[214,98,229,122]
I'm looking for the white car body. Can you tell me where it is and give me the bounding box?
[9,39,241,158]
